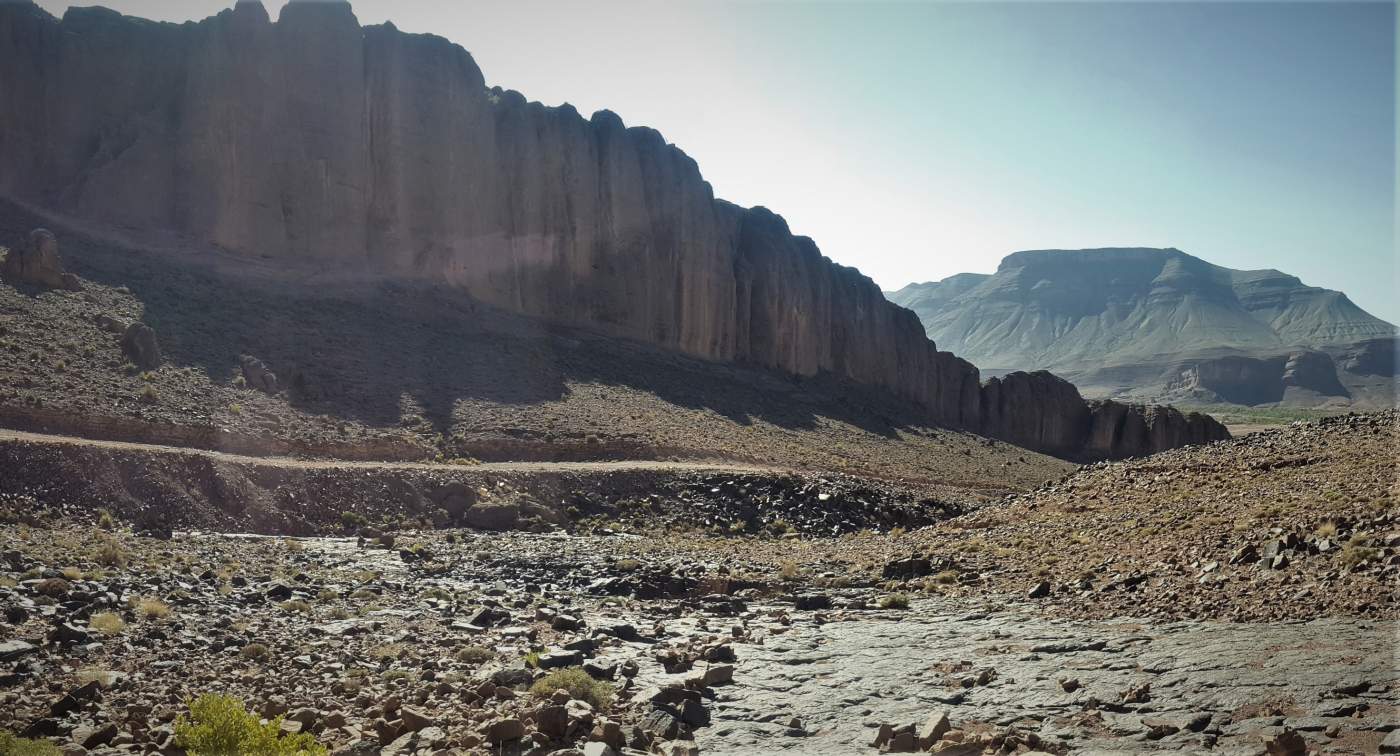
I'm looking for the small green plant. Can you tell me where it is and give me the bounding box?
[340,511,368,530]
[174,693,326,755]
[523,651,542,669]
[89,612,125,636]
[228,403,242,415]
[879,593,911,610]
[529,667,615,709]
[0,729,62,756]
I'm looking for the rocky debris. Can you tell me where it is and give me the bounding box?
[1,229,77,290]
[898,411,1399,622]
[240,355,280,394]
[120,322,161,370]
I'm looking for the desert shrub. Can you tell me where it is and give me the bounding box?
[879,593,911,610]
[340,511,368,530]
[777,561,800,581]
[455,645,495,664]
[139,385,158,403]
[240,643,269,661]
[96,509,116,531]
[0,729,62,756]
[615,559,642,572]
[529,667,615,709]
[279,599,312,614]
[174,693,325,755]
[1315,521,1338,537]
[1340,543,1378,568]
[35,578,70,597]
[932,570,959,585]
[135,597,171,619]
[89,612,125,636]
[61,567,83,581]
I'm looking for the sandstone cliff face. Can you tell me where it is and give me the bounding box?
[0,1,1222,458]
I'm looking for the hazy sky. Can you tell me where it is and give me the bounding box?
[36,0,1399,322]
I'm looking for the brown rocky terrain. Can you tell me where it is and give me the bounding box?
[0,1,1225,461]
[0,413,1395,756]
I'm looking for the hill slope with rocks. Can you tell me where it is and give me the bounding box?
[889,248,1396,408]
[0,1,1224,460]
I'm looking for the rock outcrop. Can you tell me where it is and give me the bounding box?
[0,1,1223,459]
[1,228,76,290]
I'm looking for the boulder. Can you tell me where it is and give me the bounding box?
[2,229,71,289]
[121,323,161,370]
[240,355,280,393]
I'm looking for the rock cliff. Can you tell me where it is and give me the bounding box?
[0,1,1223,458]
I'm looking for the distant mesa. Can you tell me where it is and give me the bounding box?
[0,2,1225,459]
[889,248,1396,409]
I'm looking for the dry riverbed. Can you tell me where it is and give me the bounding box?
[1,525,1395,755]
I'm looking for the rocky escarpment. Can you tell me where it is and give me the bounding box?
[889,248,1396,408]
[0,1,1221,458]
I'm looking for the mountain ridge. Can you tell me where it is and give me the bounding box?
[888,247,1395,407]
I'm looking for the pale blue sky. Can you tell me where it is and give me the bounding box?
[37,0,1399,322]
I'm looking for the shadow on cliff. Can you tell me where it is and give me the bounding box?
[5,206,907,444]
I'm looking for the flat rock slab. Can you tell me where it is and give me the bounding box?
[701,603,1397,754]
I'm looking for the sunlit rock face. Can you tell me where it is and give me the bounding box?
[0,0,1224,458]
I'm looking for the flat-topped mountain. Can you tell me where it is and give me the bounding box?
[0,1,1226,458]
[889,248,1396,407]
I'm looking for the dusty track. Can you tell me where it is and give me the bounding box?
[0,427,777,475]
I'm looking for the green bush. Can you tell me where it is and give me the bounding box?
[174,694,325,755]
[529,667,615,709]
[0,730,62,756]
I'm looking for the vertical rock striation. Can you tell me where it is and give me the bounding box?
[0,0,1225,458]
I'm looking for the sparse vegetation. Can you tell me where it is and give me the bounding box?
[280,599,312,614]
[96,508,116,531]
[89,612,125,635]
[879,592,911,610]
[174,693,326,755]
[135,597,171,619]
[0,729,62,756]
[777,560,801,581]
[240,643,269,661]
[455,645,495,664]
[529,667,615,709]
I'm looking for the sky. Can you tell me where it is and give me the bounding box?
[36,0,1400,323]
